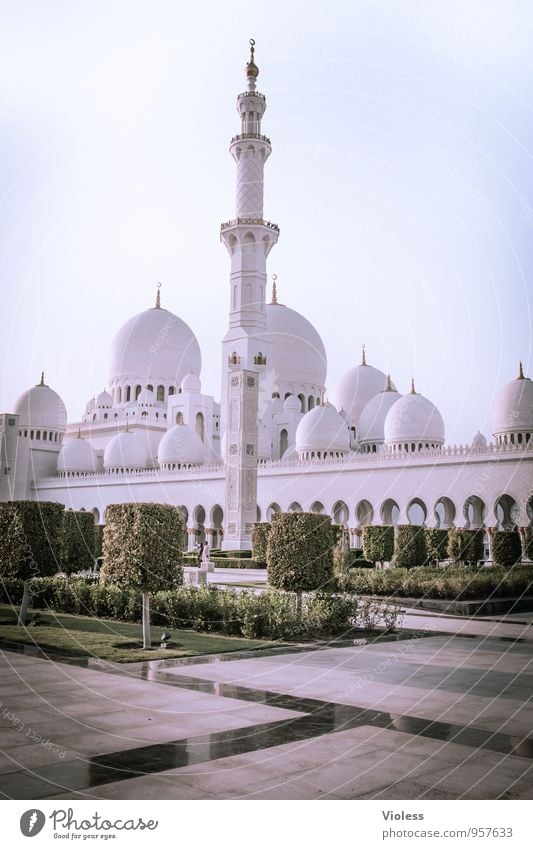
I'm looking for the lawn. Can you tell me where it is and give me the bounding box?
[0,603,279,662]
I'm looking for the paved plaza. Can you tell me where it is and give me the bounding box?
[0,611,532,800]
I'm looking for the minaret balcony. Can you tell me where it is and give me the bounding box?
[231,133,271,145]
[220,217,280,234]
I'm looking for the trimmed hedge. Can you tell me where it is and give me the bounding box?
[363,525,394,565]
[424,528,449,564]
[393,525,427,568]
[267,512,335,593]
[252,523,271,567]
[101,503,183,591]
[211,557,262,569]
[524,530,533,561]
[338,564,533,600]
[448,528,484,565]
[0,576,401,640]
[62,511,96,574]
[0,500,64,580]
[492,531,522,567]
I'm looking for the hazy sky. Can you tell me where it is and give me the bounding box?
[1,0,532,444]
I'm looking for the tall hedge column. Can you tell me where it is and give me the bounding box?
[101,503,183,651]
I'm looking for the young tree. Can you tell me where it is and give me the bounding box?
[267,512,335,619]
[492,530,522,567]
[393,525,427,568]
[0,500,64,625]
[252,522,271,568]
[101,503,183,649]
[424,528,449,566]
[448,528,484,565]
[362,525,394,567]
[61,511,96,575]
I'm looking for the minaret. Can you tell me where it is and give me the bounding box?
[220,41,278,426]
[220,41,277,549]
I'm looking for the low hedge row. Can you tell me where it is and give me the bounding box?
[0,577,400,640]
[336,564,533,600]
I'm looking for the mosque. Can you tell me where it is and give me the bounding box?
[1,44,532,557]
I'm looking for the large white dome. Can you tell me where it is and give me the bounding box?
[57,435,96,474]
[384,387,445,449]
[14,375,67,430]
[158,424,204,466]
[358,382,402,446]
[491,366,533,439]
[109,305,201,386]
[330,357,392,427]
[104,430,148,470]
[264,302,327,391]
[295,402,350,455]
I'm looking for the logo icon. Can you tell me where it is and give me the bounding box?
[20,810,46,837]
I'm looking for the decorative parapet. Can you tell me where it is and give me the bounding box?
[220,217,280,233]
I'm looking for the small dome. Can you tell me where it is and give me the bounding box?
[85,397,96,414]
[330,358,392,427]
[264,302,327,392]
[57,436,96,474]
[109,305,201,387]
[95,389,113,408]
[14,375,67,430]
[104,430,148,469]
[295,402,350,454]
[137,388,155,406]
[281,444,298,462]
[384,387,445,448]
[181,372,201,393]
[358,384,402,445]
[283,394,302,413]
[491,366,533,438]
[158,424,204,466]
[472,431,488,448]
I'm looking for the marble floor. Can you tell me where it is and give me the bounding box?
[0,621,532,800]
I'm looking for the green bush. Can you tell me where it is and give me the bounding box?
[101,503,183,591]
[267,512,335,594]
[492,531,522,566]
[94,525,104,560]
[393,525,427,568]
[448,528,484,565]
[61,511,96,574]
[362,525,394,565]
[252,523,271,567]
[211,557,262,569]
[0,500,64,580]
[424,528,449,564]
[523,530,533,561]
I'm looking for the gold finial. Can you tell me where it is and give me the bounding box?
[39,371,45,386]
[361,344,366,366]
[246,38,259,79]
[411,378,416,394]
[77,425,81,438]
[271,274,278,304]
[518,360,525,379]
[385,373,393,391]
[155,282,161,309]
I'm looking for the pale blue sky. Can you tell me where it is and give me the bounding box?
[1,0,532,443]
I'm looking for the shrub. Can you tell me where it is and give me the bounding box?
[101,503,183,648]
[210,557,261,569]
[61,511,96,574]
[393,525,427,568]
[0,500,64,624]
[267,512,335,597]
[94,525,104,560]
[492,531,522,567]
[448,528,484,565]
[424,528,449,564]
[252,523,271,567]
[523,530,533,561]
[362,525,394,566]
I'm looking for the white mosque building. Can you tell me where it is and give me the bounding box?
[1,45,532,557]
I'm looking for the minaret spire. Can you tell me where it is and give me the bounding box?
[271,274,278,304]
